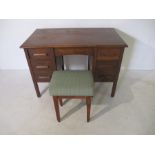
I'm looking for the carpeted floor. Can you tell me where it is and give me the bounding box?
[0,70,155,134]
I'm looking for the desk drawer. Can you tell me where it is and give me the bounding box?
[30,60,54,82]
[31,60,53,73]
[55,47,93,56]
[34,72,52,82]
[95,74,114,82]
[95,67,116,82]
[95,67,116,75]
[96,60,118,69]
[96,48,121,60]
[28,48,51,60]
[95,60,118,82]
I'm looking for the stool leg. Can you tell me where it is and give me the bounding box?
[59,98,63,106]
[86,97,91,122]
[53,96,60,122]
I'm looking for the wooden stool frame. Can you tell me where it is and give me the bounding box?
[53,96,92,122]
[52,52,94,122]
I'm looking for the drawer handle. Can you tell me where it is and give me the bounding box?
[33,53,47,56]
[36,66,49,69]
[38,76,50,79]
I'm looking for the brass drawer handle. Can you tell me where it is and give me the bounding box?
[38,76,50,79]
[33,53,47,56]
[36,66,49,69]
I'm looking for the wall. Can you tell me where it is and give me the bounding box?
[0,19,155,70]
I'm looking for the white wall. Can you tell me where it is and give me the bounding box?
[0,19,155,70]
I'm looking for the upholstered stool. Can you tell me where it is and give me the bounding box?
[49,70,94,122]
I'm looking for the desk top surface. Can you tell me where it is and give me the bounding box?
[21,28,128,48]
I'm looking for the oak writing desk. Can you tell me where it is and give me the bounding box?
[20,28,128,97]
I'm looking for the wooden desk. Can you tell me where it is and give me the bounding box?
[20,28,128,97]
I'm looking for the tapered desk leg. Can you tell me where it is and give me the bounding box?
[111,48,124,97]
[86,97,91,122]
[61,56,64,70]
[53,97,60,122]
[34,82,41,97]
[111,81,117,97]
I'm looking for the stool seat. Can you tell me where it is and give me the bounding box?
[49,71,94,96]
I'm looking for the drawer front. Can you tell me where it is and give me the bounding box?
[95,73,114,82]
[96,48,121,60]
[95,60,119,82]
[55,47,94,56]
[95,67,115,76]
[31,60,53,74]
[31,60,55,82]
[96,60,118,71]
[95,68,116,82]
[34,72,52,82]
[28,48,52,60]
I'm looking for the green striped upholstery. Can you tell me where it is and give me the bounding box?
[49,71,94,96]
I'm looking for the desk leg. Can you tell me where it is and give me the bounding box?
[61,56,64,70]
[111,48,124,97]
[34,82,41,97]
[111,81,117,97]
